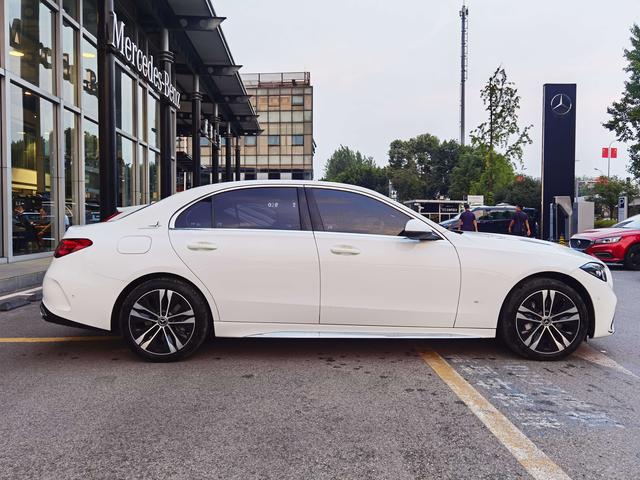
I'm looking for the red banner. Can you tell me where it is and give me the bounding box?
[602,147,609,158]
[611,147,618,159]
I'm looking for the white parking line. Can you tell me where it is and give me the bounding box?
[419,349,572,480]
[0,287,42,302]
[574,343,639,380]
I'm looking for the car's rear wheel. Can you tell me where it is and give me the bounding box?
[499,278,588,360]
[119,278,211,362]
[624,244,640,271]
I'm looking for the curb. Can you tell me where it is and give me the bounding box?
[0,271,47,296]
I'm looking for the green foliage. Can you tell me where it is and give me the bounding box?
[449,148,484,200]
[495,175,541,209]
[469,149,515,205]
[604,24,640,180]
[585,176,639,220]
[322,145,388,194]
[595,219,618,228]
[471,67,533,170]
[387,134,463,201]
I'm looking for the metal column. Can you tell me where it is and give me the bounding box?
[158,28,174,198]
[97,0,118,219]
[212,104,220,183]
[224,124,232,182]
[191,76,202,187]
[235,136,241,181]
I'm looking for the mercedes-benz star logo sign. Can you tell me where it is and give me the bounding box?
[550,93,572,116]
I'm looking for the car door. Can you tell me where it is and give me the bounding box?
[307,187,460,328]
[169,186,320,324]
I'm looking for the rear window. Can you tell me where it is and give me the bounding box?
[174,187,301,231]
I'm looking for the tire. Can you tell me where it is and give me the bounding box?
[119,277,211,362]
[498,278,589,360]
[624,244,640,271]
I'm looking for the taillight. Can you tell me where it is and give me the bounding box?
[54,238,93,258]
[102,211,121,222]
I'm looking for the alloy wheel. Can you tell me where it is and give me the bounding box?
[515,289,581,355]
[128,289,196,356]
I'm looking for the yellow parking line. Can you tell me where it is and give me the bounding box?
[573,343,639,380]
[0,336,119,343]
[419,349,572,480]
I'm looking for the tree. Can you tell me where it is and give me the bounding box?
[471,67,533,195]
[495,175,542,209]
[322,146,388,194]
[469,150,515,205]
[604,24,640,180]
[585,176,639,220]
[387,133,462,201]
[449,147,484,200]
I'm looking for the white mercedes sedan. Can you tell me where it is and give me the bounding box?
[41,181,616,362]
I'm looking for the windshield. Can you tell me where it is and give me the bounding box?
[613,215,640,229]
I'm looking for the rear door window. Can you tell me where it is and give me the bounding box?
[212,187,301,230]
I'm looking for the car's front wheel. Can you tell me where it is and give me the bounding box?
[499,278,589,360]
[624,244,640,271]
[119,278,211,362]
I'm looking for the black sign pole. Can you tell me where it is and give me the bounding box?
[541,84,577,240]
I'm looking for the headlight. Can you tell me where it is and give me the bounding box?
[594,236,622,244]
[581,262,607,282]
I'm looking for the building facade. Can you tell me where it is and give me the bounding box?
[0,0,259,263]
[240,72,314,180]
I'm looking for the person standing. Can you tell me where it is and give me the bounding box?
[458,204,478,232]
[508,204,531,237]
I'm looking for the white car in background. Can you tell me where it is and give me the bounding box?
[41,181,616,362]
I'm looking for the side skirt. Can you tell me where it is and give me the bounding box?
[213,322,496,339]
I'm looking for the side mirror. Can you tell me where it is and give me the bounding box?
[403,219,440,241]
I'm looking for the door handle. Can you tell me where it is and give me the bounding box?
[330,245,360,255]
[187,241,218,251]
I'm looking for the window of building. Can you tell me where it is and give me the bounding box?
[212,188,300,230]
[292,95,304,106]
[9,84,57,256]
[117,135,134,207]
[137,85,145,140]
[310,189,410,236]
[115,67,135,135]
[81,37,99,120]
[63,110,78,228]
[84,120,100,223]
[149,150,160,202]
[62,20,78,105]
[7,0,55,93]
[175,198,213,229]
[147,94,160,148]
[63,0,78,20]
[82,0,98,38]
[245,136,257,146]
[292,135,304,146]
[268,135,280,146]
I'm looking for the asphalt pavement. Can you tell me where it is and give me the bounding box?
[0,269,638,479]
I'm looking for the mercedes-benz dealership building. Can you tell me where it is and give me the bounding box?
[0,0,260,263]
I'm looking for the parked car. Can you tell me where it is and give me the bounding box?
[440,205,539,237]
[42,181,615,362]
[570,214,640,270]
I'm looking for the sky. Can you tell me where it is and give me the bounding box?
[215,0,640,181]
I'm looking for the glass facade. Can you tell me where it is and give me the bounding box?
[0,0,168,258]
[9,84,57,255]
[0,0,256,261]
[7,0,55,93]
